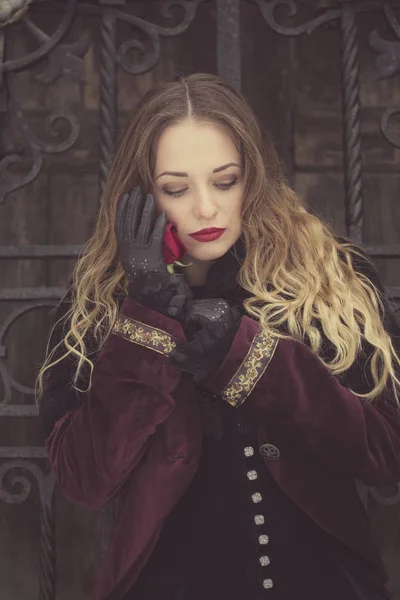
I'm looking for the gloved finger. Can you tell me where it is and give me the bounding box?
[151,209,167,248]
[184,322,198,342]
[184,310,208,332]
[128,187,145,242]
[115,193,129,241]
[183,317,210,343]
[166,274,183,290]
[169,349,183,364]
[169,349,193,371]
[136,193,155,246]
[168,293,187,312]
[231,306,243,322]
[167,306,179,319]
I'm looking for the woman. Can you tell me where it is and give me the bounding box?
[36,73,400,600]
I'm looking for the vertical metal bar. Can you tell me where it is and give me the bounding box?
[99,3,120,193]
[340,1,363,244]
[98,0,125,555]
[0,27,5,96]
[217,0,241,92]
[0,29,8,157]
[38,476,56,600]
[0,28,7,205]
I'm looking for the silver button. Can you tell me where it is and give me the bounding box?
[260,555,270,566]
[247,470,258,481]
[252,492,262,503]
[244,446,254,457]
[259,535,269,545]
[254,515,265,525]
[263,578,274,589]
[259,443,280,461]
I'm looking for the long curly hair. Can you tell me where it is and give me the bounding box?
[36,72,400,406]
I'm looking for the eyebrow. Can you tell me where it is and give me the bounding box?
[155,162,242,180]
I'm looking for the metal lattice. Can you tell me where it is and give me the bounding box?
[1,1,400,597]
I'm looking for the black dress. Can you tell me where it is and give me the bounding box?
[122,283,391,600]
[123,395,390,600]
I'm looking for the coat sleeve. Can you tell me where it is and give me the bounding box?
[40,292,186,509]
[201,245,400,486]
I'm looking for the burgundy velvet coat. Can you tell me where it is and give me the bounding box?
[41,246,400,600]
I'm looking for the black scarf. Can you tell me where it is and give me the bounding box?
[178,234,248,306]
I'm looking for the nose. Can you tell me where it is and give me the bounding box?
[193,187,218,221]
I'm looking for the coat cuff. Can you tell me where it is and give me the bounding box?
[111,297,187,358]
[204,315,279,407]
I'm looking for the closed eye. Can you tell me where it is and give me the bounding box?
[163,177,239,197]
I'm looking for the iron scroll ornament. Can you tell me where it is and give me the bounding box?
[1,0,78,74]
[0,98,81,204]
[0,0,32,28]
[115,1,208,74]
[247,0,400,38]
[0,460,56,600]
[246,0,342,36]
[0,0,87,203]
[248,1,400,151]
[0,0,207,202]
[0,302,57,405]
[1,0,208,76]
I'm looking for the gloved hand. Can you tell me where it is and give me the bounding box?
[115,187,192,320]
[170,299,242,384]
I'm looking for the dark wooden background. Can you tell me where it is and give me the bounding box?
[1,2,400,599]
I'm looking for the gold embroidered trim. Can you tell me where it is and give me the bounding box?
[221,329,279,408]
[112,314,177,357]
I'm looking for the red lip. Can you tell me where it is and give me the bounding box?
[189,228,225,243]
[189,227,225,235]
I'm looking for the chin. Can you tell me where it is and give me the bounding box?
[185,238,235,262]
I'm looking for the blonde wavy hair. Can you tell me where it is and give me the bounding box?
[36,72,400,406]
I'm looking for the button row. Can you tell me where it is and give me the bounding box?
[244,445,274,591]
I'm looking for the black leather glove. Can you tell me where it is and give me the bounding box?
[115,187,192,320]
[170,299,242,385]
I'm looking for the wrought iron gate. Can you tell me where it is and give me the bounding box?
[1,1,400,599]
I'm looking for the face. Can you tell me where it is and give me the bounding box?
[152,120,244,268]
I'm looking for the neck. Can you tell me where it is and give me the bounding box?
[183,254,216,286]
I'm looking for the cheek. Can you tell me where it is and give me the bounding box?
[152,189,164,212]
[154,200,183,228]
[226,190,244,222]
[152,191,175,222]
[235,185,245,208]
